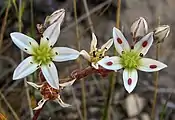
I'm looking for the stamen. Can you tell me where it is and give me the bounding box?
[139,53,143,57]
[55,52,58,55]
[24,48,27,50]
[93,51,96,57]
[46,37,49,40]
[29,42,32,45]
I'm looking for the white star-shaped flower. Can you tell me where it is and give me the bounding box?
[10,29,79,89]
[80,33,113,69]
[98,27,167,93]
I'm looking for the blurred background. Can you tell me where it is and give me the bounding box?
[0,0,174,120]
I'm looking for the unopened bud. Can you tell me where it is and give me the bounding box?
[44,9,65,28]
[131,17,148,41]
[153,25,170,43]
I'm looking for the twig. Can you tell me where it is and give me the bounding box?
[82,0,95,33]
[0,0,11,50]
[62,0,112,33]
[102,0,121,120]
[151,17,160,120]
[0,90,20,120]
[18,0,33,118]
[73,0,87,119]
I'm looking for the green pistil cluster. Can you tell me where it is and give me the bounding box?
[90,49,105,63]
[33,44,55,65]
[120,50,141,69]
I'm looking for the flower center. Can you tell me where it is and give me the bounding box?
[120,50,141,69]
[89,49,105,63]
[32,43,54,65]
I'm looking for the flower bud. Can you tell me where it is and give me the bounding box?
[44,9,65,28]
[131,17,148,41]
[153,25,170,43]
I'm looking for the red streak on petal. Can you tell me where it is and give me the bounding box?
[142,41,148,47]
[117,38,122,44]
[149,65,157,69]
[128,78,132,85]
[106,61,113,66]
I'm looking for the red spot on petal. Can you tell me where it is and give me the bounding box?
[106,61,113,66]
[128,78,132,85]
[142,41,148,47]
[149,65,157,69]
[117,38,122,44]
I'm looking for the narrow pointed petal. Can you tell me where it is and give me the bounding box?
[33,99,47,110]
[134,32,153,56]
[13,56,39,80]
[41,62,59,89]
[44,9,65,27]
[43,22,60,46]
[26,81,43,89]
[100,38,113,51]
[123,69,138,93]
[137,58,167,72]
[59,79,76,87]
[52,47,80,62]
[80,50,91,61]
[113,27,130,55]
[91,62,99,69]
[98,56,123,71]
[56,96,71,107]
[10,32,39,54]
[90,33,98,52]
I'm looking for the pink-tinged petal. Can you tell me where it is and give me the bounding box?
[113,27,130,55]
[137,58,167,72]
[123,69,138,93]
[10,32,39,54]
[52,47,80,62]
[134,32,153,56]
[91,62,99,69]
[44,9,65,27]
[100,38,113,51]
[41,62,59,89]
[26,81,43,89]
[80,50,91,61]
[90,33,98,52]
[56,96,71,107]
[33,98,47,110]
[59,79,76,88]
[13,56,39,80]
[98,56,123,71]
[43,22,60,46]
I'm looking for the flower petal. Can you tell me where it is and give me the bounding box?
[98,56,123,71]
[13,56,39,80]
[41,62,59,89]
[52,47,80,62]
[10,32,39,54]
[43,22,60,46]
[33,98,47,110]
[91,62,99,69]
[133,32,153,56]
[56,96,71,107]
[113,27,130,55]
[59,79,76,88]
[123,69,138,93]
[26,81,43,89]
[137,58,167,72]
[90,33,98,52]
[44,9,65,27]
[100,38,113,51]
[80,50,91,61]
